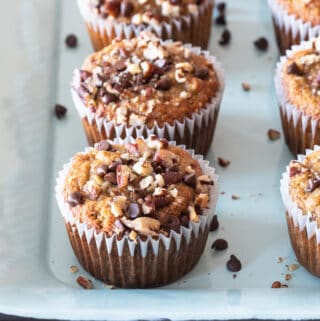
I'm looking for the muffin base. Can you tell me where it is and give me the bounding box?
[78,0,214,50]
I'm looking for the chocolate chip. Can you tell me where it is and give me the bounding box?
[154,194,172,208]
[108,160,122,172]
[106,0,121,16]
[289,166,301,177]
[211,239,228,251]
[96,164,109,177]
[163,215,181,233]
[121,1,134,16]
[65,34,78,48]
[231,194,240,200]
[219,29,231,46]
[170,0,182,4]
[194,67,209,80]
[94,140,112,151]
[154,77,171,91]
[183,173,197,188]
[217,2,226,12]
[242,82,251,91]
[218,157,230,167]
[215,14,226,25]
[54,104,67,119]
[226,255,242,272]
[104,172,117,185]
[68,192,83,207]
[180,215,189,227]
[151,160,166,173]
[306,178,320,193]
[128,203,140,219]
[100,91,118,104]
[115,59,127,72]
[210,215,219,232]
[162,172,183,185]
[268,129,281,141]
[113,72,133,92]
[79,70,92,81]
[287,62,304,76]
[77,85,90,100]
[254,37,268,51]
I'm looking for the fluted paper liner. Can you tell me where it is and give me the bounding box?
[268,0,320,54]
[280,145,320,277]
[275,39,320,155]
[55,138,219,288]
[72,44,224,156]
[77,0,214,50]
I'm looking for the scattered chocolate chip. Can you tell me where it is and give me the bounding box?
[115,59,127,72]
[226,255,242,272]
[154,77,171,91]
[285,274,292,281]
[162,172,183,185]
[100,91,118,104]
[194,67,209,80]
[287,62,304,76]
[152,160,166,173]
[95,140,112,151]
[215,14,226,25]
[183,173,197,188]
[219,29,231,46]
[211,239,228,251]
[104,172,117,185]
[67,192,83,207]
[254,37,268,51]
[113,72,133,92]
[306,178,320,193]
[242,82,251,91]
[54,104,67,119]
[231,194,240,200]
[268,129,281,141]
[167,165,179,172]
[218,157,230,167]
[121,1,134,16]
[271,281,281,288]
[163,215,181,233]
[108,160,122,172]
[210,215,219,232]
[65,34,78,48]
[96,164,109,177]
[217,2,226,12]
[154,194,172,208]
[128,203,140,219]
[289,166,301,177]
[77,276,93,289]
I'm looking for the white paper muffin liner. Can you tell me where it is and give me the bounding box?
[77,0,214,50]
[72,43,225,156]
[280,145,320,276]
[268,0,320,54]
[275,38,320,155]
[55,137,219,288]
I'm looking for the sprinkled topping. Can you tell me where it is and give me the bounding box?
[63,137,213,237]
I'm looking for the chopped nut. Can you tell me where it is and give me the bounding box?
[153,149,178,168]
[175,62,194,73]
[195,193,209,209]
[154,174,165,187]
[218,157,230,167]
[132,160,153,176]
[129,230,138,241]
[77,276,93,289]
[285,274,292,281]
[288,264,299,272]
[268,129,281,141]
[140,175,154,190]
[121,217,160,236]
[83,180,101,201]
[232,194,240,200]
[110,196,127,217]
[169,188,178,198]
[271,281,281,288]
[242,82,251,91]
[70,265,78,274]
[188,205,199,223]
[116,165,132,188]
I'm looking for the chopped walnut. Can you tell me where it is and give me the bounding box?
[121,217,160,236]
[110,196,127,217]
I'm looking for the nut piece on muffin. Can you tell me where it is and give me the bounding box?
[77,0,214,50]
[282,147,320,277]
[72,32,224,155]
[57,136,218,288]
[268,0,320,54]
[276,36,320,155]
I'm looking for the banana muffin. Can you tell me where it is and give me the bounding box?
[72,32,224,155]
[77,0,214,50]
[268,0,320,54]
[275,36,320,155]
[56,136,218,288]
[281,146,320,277]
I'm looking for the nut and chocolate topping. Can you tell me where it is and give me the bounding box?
[289,150,320,222]
[281,37,320,118]
[62,137,213,237]
[87,0,206,24]
[72,32,219,128]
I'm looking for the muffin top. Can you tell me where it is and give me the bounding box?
[72,32,219,128]
[281,38,320,118]
[277,0,320,26]
[86,0,206,24]
[62,137,213,239]
[289,149,320,224]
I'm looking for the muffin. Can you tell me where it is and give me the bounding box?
[71,32,224,155]
[55,136,219,288]
[77,0,214,51]
[268,0,320,54]
[275,36,320,155]
[280,146,320,277]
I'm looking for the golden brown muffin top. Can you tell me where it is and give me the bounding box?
[62,137,213,238]
[72,32,219,128]
[86,0,206,24]
[281,38,320,119]
[277,0,320,26]
[289,149,320,224]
